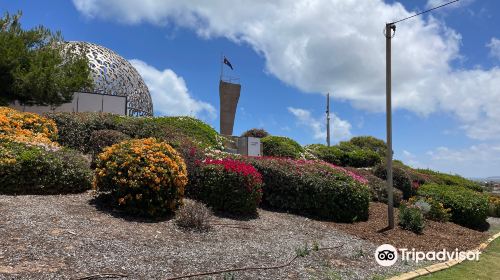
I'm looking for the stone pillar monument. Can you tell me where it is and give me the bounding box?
[219,80,241,136]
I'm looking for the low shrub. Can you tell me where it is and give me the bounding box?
[418,184,488,229]
[187,158,263,215]
[399,202,425,234]
[347,136,387,157]
[245,158,370,222]
[345,149,381,167]
[409,196,451,222]
[373,163,414,199]
[345,167,403,206]
[241,128,269,138]
[261,136,304,159]
[306,143,381,167]
[305,144,345,165]
[46,112,224,151]
[89,129,130,159]
[0,139,92,194]
[489,195,500,218]
[416,169,483,192]
[1,106,58,146]
[93,138,188,217]
[45,112,114,152]
[175,199,213,231]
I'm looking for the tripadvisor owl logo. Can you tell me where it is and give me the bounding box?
[375,244,398,266]
[374,244,481,266]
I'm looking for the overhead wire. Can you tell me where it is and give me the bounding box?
[389,0,460,25]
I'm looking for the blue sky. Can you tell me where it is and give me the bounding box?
[2,0,500,178]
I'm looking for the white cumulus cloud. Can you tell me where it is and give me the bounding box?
[487,37,500,61]
[74,0,500,140]
[129,59,215,118]
[422,144,500,177]
[425,0,474,10]
[287,107,351,142]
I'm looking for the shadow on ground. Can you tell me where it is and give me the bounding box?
[88,193,174,223]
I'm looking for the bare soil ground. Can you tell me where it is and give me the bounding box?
[0,193,490,280]
[326,203,489,252]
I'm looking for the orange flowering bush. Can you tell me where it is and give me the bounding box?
[0,106,58,146]
[94,138,188,216]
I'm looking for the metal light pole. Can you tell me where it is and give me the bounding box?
[326,92,331,147]
[383,0,459,229]
[385,23,395,229]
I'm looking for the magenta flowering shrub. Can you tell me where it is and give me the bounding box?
[244,157,370,222]
[186,158,263,215]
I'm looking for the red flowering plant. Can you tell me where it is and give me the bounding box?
[412,180,421,191]
[186,158,263,216]
[243,157,370,222]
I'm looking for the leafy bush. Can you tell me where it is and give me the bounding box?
[345,167,403,206]
[94,138,188,217]
[45,112,115,152]
[148,116,223,150]
[409,196,451,222]
[45,112,224,151]
[345,149,381,167]
[418,184,489,229]
[416,169,483,192]
[1,107,58,146]
[89,129,130,159]
[175,199,213,231]
[245,158,370,222]
[306,143,381,167]
[261,136,304,159]
[347,136,387,157]
[305,144,345,165]
[399,203,425,234]
[187,158,263,215]
[489,195,500,218]
[0,139,92,194]
[241,128,269,138]
[373,163,414,199]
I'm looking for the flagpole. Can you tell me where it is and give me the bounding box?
[220,52,223,81]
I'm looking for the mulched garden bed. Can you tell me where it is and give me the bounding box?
[0,194,490,280]
[326,202,489,252]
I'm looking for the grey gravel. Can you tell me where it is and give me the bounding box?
[0,193,429,280]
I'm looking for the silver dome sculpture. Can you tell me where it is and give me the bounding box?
[64,41,153,116]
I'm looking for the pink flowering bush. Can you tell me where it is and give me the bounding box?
[244,157,370,222]
[186,158,263,215]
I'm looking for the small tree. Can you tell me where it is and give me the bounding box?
[0,11,92,107]
[241,128,269,138]
[348,136,387,157]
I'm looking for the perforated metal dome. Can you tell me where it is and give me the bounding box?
[64,41,153,116]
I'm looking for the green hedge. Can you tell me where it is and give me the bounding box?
[306,143,381,167]
[415,169,483,192]
[418,184,488,229]
[347,136,387,157]
[373,163,414,199]
[186,158,263,215]
[305,144,345,165]
[245,158,370,222]
[45,112,223,151]
[261,136,304,159]
[0,140,92,194]
[346,167,403,206]
[89,129,130,160]
[241,128,269,138]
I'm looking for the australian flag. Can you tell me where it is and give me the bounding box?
[223,56,233,70]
